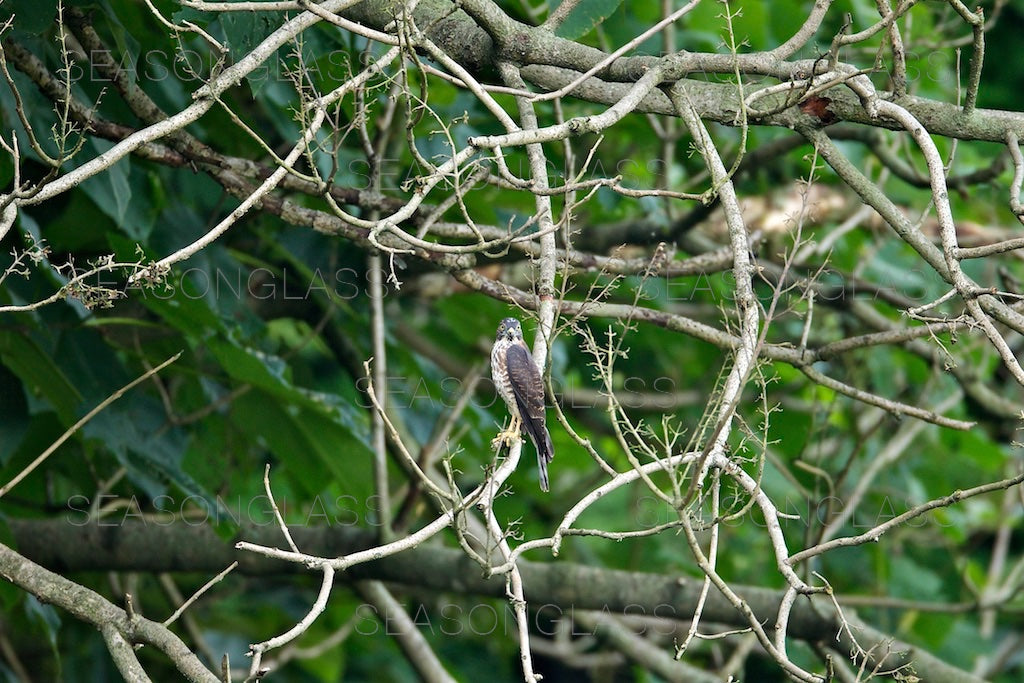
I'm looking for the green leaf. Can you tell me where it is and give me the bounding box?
[25,595,61,650]
[231,390,374,503]
[219,12,284,94]
[205,336,370,444]
[82,394,224,517]
[0,330,82,423]
[137,284,225,334]
[554,0,626,40]
[0,519,23,611]
[76,138,146,238]
[1,0,58,34]
[0,364,31,465]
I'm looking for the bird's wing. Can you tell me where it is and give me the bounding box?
[505,343,554,467]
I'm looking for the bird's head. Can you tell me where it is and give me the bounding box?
[496,317,523,342]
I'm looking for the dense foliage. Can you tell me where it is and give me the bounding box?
[1,0,1024,681]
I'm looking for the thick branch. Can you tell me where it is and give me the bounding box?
[0,541,218,682]
[340,1,1024,143]
[7,520,984,683]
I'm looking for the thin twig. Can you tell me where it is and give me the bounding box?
[0,352,182,499]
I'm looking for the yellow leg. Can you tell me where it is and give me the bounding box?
[491,415,522,449]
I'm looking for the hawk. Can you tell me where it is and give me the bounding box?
[491,317,555,491]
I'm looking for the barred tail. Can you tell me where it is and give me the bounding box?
[536,427,554,492]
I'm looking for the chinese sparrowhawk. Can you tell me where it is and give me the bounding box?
[491,317,554,491]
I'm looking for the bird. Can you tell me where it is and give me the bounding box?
[490,317,555,491]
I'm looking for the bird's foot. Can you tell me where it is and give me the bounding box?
[491,421,521,450]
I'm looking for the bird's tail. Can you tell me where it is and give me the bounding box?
[537,428,554,492]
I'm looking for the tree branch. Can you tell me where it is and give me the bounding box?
[6,520,986,683]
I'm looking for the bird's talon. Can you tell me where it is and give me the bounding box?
[491,428,520,450]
